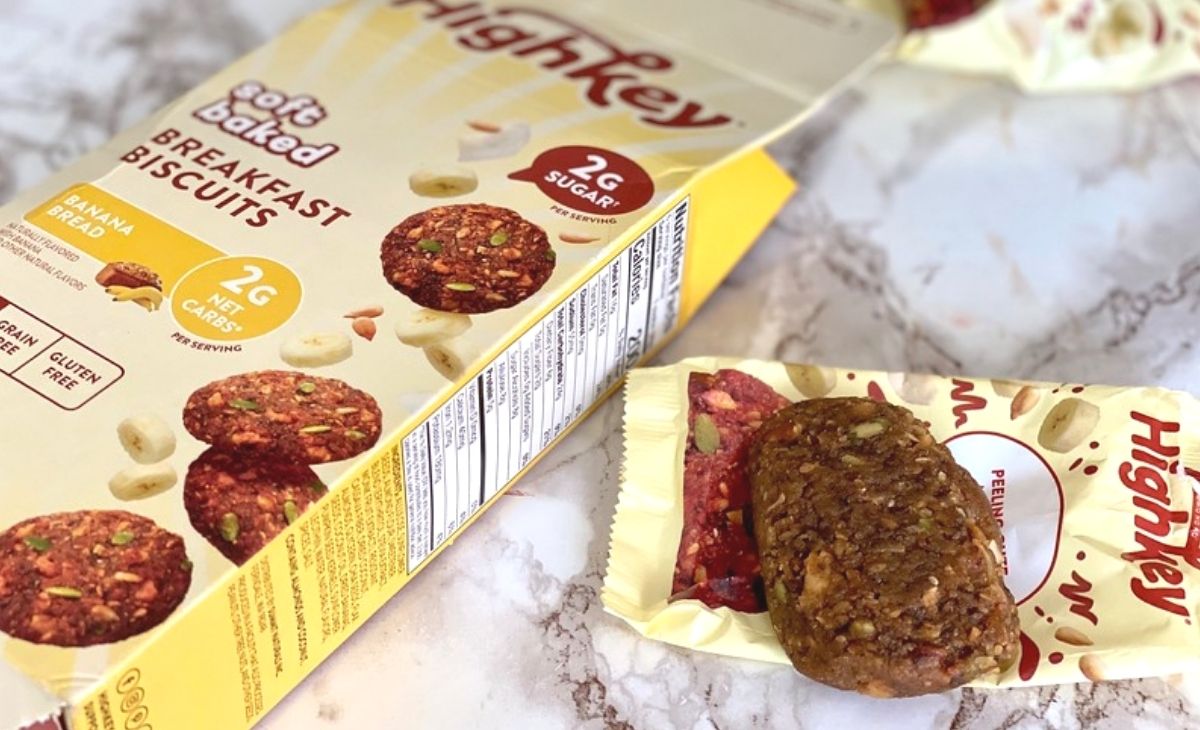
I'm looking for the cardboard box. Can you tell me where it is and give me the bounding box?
[0,1,893,727]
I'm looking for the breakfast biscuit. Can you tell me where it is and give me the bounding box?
[380,204,555,314]
[183,370,382,464]
[184,449,326,565]
[0,510,191,647]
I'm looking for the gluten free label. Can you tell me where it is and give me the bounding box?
[0,296,123,410]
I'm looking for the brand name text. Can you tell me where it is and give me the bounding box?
[393,0,733,129]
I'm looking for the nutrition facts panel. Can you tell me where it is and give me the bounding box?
[402,196,689,568]
[0,295,123,410]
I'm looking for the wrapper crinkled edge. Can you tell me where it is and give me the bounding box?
[602,356,1200,688]
[845,0,1200,93]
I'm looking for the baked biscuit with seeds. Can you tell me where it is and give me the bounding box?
[380,204,555,314]
[749,397,1019,697]
[183,370,382,464]
[184,448,326,565]
[0,510,191,646]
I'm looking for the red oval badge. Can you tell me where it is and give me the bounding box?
[509,145,654,215]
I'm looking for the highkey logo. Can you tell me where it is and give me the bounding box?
[393,0,734,129]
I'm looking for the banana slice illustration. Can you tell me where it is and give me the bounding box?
[1038,397,1100,453]
[888,372,938,405]
[424,337,478,381]
[785,363,837,398]
[108,463,178,501]
[117,415,176,464]
[394,309,472,347]
[408,165,479,198]
[457,122,530,162]
[279,332,353,368]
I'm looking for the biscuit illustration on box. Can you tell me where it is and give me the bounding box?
[95,261,162,291]
[0,510,192,647]
[380,204,556,314]
[184,449,327,565]
[96,261,164,312]
[182,370,382,464]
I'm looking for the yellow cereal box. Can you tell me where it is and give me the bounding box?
[0,2,895,728]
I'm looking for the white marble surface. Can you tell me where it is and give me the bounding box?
[4,1,1200,728]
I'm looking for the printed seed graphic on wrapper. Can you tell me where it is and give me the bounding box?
[604,357,1200,687]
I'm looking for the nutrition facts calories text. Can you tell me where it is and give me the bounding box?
[401,197,689,568]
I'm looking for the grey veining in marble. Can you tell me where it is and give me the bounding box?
[3,0,1200,727]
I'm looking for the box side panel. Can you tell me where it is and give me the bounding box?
[677,148,795,323]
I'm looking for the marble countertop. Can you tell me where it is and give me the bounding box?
[4,0,1200,727]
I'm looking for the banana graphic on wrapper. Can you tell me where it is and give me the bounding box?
[106,414,179,500]
[458,122,530,162]
[1038,397,1100,453]
[424,337,479,381]
[785,363,837,398]
[390,308,477,380]
[888,372,939,406]
[408,165,479,198]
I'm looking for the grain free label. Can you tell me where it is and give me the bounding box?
[0,299,59,369]
[0,296,123,410]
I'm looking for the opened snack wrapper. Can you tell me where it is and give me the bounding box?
[847,0,1200,92]
[603,357,1200,686]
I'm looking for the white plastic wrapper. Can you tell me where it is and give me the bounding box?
[604,358,1200,688]
[848,0,1200,91]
